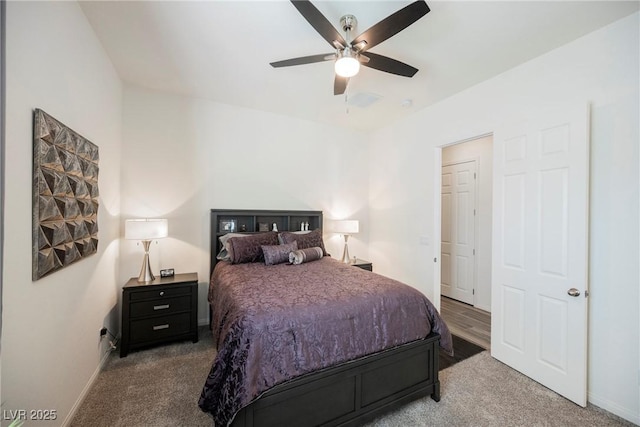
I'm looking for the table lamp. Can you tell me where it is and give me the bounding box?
[333,220,359,264]
[125,218,168,283]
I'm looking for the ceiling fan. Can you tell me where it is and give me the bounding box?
[270,0,430,95]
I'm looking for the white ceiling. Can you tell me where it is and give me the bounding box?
[79,1,639,132]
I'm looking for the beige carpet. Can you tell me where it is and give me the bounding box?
[72,328,633,427]
[71,328,214,427]
[366,352,632,427]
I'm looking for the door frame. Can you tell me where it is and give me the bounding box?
[433,132,492,309]
[1,0,6,346]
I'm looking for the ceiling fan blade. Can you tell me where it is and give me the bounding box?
[361,52,418,77]
[291,0,347,48]
[351,1,430,52]
[270,53,334,68]
[334,75,348,95]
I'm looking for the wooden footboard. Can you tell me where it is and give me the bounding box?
[230,333,441,427]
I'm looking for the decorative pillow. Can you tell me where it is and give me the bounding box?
[289,247,324,265]
[216,233,249,261]
[279,229,327,256]
[227,232,279,264]
[262,241,298,266]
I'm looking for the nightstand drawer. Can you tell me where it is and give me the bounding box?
[130,295,191,318]
[130,312,191,343]
[129,286,192,301]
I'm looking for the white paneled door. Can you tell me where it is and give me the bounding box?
[441,160,477,305]
[491,105,589,406]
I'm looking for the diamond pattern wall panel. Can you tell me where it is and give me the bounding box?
[32,109,99,280]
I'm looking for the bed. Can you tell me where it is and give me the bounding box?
[199,209,452,427]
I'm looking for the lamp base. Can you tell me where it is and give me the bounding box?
[340,235,351,264]
[137,240,156,283]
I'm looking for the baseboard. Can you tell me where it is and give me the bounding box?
[61,339,118,427]
[588,391,640,425]
[474,303,491,313]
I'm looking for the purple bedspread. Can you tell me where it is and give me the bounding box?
[198,257,452,426]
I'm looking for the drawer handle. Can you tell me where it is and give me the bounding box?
[154,304,170,311]
[159,291,165,296]
[153,324,169,331]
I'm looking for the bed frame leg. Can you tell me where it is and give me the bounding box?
[431,380,441,402]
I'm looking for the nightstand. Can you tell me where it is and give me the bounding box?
[351,259,373,272]
[120,272,198,357]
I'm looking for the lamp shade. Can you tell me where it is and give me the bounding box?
[125,219,168,240]
[333,220,359,234]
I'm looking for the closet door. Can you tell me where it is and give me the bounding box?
[441,160,477,305]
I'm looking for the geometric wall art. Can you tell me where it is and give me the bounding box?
[32,109,99,280]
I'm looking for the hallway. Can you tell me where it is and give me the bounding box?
[440,296,491,350]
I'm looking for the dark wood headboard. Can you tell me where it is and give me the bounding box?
[209,209,323,278]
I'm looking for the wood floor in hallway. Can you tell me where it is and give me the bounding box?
[440,296,491,350]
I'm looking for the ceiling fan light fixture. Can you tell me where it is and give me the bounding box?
[335,56,360,78]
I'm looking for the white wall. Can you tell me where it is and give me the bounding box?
[2,2,122,425]
[369,12,639,424]
[442,135,493,312]
[121,86,370,325]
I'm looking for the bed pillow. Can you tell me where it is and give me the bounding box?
[216,233,249,261]
[228,232,279,264]
[289,247,324,265]
[277,230,310,244]
[262,241,298,266]
[279,229,327,256]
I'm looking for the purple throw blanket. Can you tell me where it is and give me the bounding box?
[198,257,452,426]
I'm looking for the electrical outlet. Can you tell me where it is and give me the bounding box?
[100,327,108,338]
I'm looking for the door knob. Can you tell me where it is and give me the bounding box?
[567,288,581,297]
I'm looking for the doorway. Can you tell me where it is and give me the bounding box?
[434,105,590,405]
[439,135,493,348]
